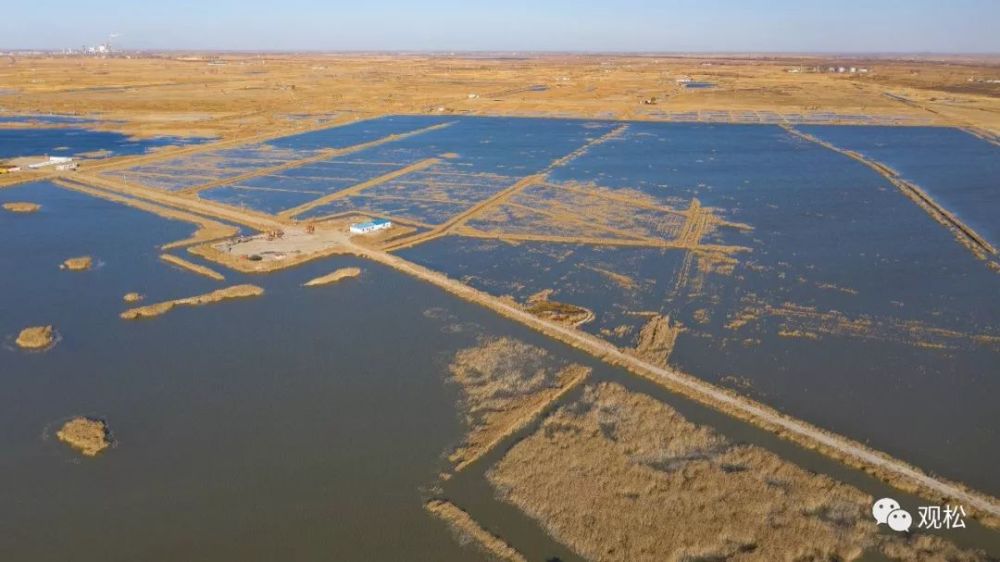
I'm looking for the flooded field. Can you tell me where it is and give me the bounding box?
[799,125,1000,249]
[0,127,197,160]
[395,119,1000,495]
[3,115,998,560]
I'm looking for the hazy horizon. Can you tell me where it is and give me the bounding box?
[2,0,998,54]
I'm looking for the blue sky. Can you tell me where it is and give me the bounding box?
[3,0,998,52]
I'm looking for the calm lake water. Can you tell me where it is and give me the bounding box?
[0,182,486,561]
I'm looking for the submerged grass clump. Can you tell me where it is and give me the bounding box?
[61,256,93,271]
[446,337,589,471]
[16,325,56,350]
[3,202,41,213]
[56,417,111,457]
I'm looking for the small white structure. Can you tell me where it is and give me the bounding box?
[28,156,74,169]
[350,219,392,234]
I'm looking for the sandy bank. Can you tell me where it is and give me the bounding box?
[16,325,55,350]
[56,417,111,457]
[303,267,361,287]
[3,202,41,213]
[120,284,263,320]
[122,292,144,303]
[60,256,93,271]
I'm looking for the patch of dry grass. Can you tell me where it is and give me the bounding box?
[630,314,683,367]
[120,284,263,320]
[56,417,111,457]
[447,337,590,471]
[425,500,527,562]
[60,256,93,271]
[160,253,225,281]
[488,382,989,561]
[303,267,361,287]
[2,202,40,213]
[16,325,55,350]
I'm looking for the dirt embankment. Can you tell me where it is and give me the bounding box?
[160,253,225,281]
[425,500,527,562]
[120,284,263,320]
[16,325,56,350]
[3,202,41,213]
[488,382,991,562]
[56,417,111,457]
[303,267,361,287]
[60,256,93,271]
[446,337,590,472]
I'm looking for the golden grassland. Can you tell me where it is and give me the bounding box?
[488,382,991,562]
[0,54,997,142]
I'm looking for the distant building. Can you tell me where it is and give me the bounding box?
[27,156,73,169]
[350,219,392,234]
